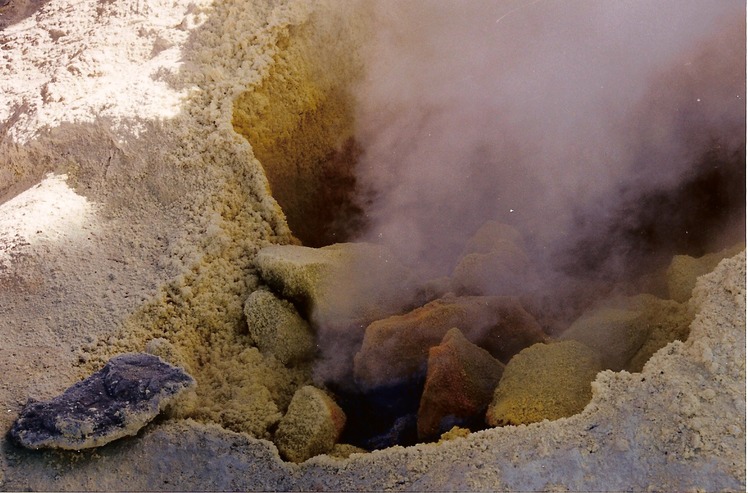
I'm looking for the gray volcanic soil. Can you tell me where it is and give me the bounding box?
[0,0,745,491]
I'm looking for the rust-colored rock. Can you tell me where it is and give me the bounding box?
[353,295,546,390]
[417,328,505,440]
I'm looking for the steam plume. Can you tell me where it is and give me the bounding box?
[311,0,745,391]
[350,0,745,283]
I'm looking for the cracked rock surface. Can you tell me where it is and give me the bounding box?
[9,353,195,450]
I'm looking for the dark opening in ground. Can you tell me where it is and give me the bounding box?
[232,21,367,248]
[560,143,746,282]
[232,6,746,458]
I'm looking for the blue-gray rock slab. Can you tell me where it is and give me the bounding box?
[8,353,195,450]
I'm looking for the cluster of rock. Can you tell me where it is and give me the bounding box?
[8,219,740,463]
[244,222,740,460]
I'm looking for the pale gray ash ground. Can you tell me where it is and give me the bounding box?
[0,0,744,491]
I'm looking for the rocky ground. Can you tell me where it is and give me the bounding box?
[0,0,744,491]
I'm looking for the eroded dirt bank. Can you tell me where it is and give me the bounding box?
[0,0,744,491]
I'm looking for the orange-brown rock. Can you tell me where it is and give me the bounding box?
[417,328,505,440]
[353,295,546,390]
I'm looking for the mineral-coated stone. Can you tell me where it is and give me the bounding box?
[666,243,745,302]
[354,295,546,390]
[243,289,316,365]
[486,341,603,426]
[274,385,346,463]
[558,308,647,372]
[255,242,421,388]
[560,294,693,372]
[9,353,195,450]
[608,294,693,372]
[254,242,416,324]
[417,328,505,440]
[451,221,533,296]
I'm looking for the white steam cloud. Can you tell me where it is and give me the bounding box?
[349,0,745,282]
[310,0,745,391]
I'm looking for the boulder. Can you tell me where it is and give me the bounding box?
[353,295,546,390]
[274,385,346,463]
[518,276,618,337]
[417,328,505,440]
[255,242,422,389]
[608,294,693,372]
[486,341,603,426]
[9,353,195,450]
[559,294,693,372]
[666,243,745,302]
[558,308,646,372]
[243,289,316,365]
[254,244,346,316]
[451,221,533,296]
[254,242,416,324]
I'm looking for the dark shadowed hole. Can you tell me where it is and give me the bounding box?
[287,137,368,248]
[233,11,745,454]
[330,381,423,451]
[559,143,746,282]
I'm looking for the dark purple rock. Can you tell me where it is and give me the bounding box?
[9,353,195,450]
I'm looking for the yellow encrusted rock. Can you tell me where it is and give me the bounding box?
[486,341,603,426]
[274,385,346,463]
[244,290,316,365]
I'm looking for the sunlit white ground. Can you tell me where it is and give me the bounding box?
[0,174,95,270]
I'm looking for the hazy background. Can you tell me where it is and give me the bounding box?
[349,0,745,284]
[311,0,745,391]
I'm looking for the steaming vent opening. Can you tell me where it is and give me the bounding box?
[231,18,367,249]
[231,4,745,459]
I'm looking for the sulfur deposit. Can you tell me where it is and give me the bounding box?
[0,0,745,491]
[485,340,604,426]
[274,385,347,463]
[243,289,316,365]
